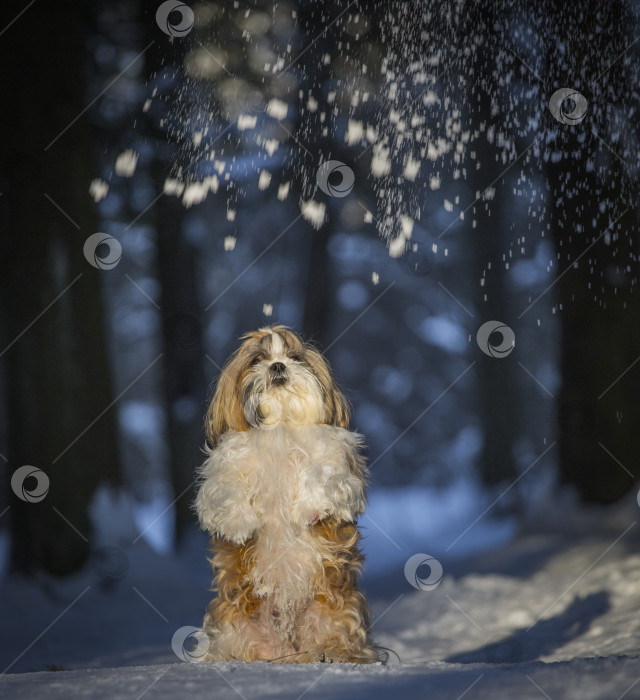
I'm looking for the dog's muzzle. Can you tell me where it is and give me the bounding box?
[269,362,288,385]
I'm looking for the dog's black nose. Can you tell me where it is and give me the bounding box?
[270,362,286,374]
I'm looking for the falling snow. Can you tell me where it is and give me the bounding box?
[114,149,138,177]
[300,199,326,229]
[89,178,109,203]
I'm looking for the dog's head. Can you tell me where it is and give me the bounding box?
[205,325,350,444]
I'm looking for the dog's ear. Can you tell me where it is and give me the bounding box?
[304,346,351,429]
[326,383,351,429]
[205,349,249,445]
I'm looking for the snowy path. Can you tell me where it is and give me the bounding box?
[1,494,640,699]
[1,656,639,700]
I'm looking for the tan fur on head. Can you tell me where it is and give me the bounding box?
[196,325,381,664]
[205,325,351,446]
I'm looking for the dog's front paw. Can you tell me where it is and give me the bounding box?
[290,504,327,528]
[322,474,366,522]
[217,504,260,545]
[299,648,361,663]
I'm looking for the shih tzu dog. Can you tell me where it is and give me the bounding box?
[194,325,380,663]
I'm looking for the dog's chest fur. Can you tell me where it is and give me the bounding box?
[197,423,366,613]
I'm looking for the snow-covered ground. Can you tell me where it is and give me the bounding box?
[1,486,639,699]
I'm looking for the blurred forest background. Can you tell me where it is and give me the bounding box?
[0,0,639,582]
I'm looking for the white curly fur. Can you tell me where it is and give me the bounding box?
[195,423,366,613]
[193,326,378,663]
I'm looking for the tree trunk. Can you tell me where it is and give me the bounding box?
[471,201,520,486]
[302,223,334,344]
[139,23,208,546]
[468,4,520,486]
[153,170,207,545]
[0,3,121,574]
[542,0,640,501]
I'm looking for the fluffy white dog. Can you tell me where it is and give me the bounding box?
[194,325,380,663]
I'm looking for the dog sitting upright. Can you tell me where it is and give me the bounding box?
[194,325,379,663]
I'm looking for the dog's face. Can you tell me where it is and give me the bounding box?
[206,325,350,444]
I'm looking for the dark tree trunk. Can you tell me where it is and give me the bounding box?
[143,29,208,544]
[542,0,640,501]
[294,0,354,348]
[302,224,334,344]
[467,4,520,486]
[153,172,207,544]
[471,202,520,486]
[0,3,121,574]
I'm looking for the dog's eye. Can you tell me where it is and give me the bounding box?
[288,352,303,362]
[250,355,263,366]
